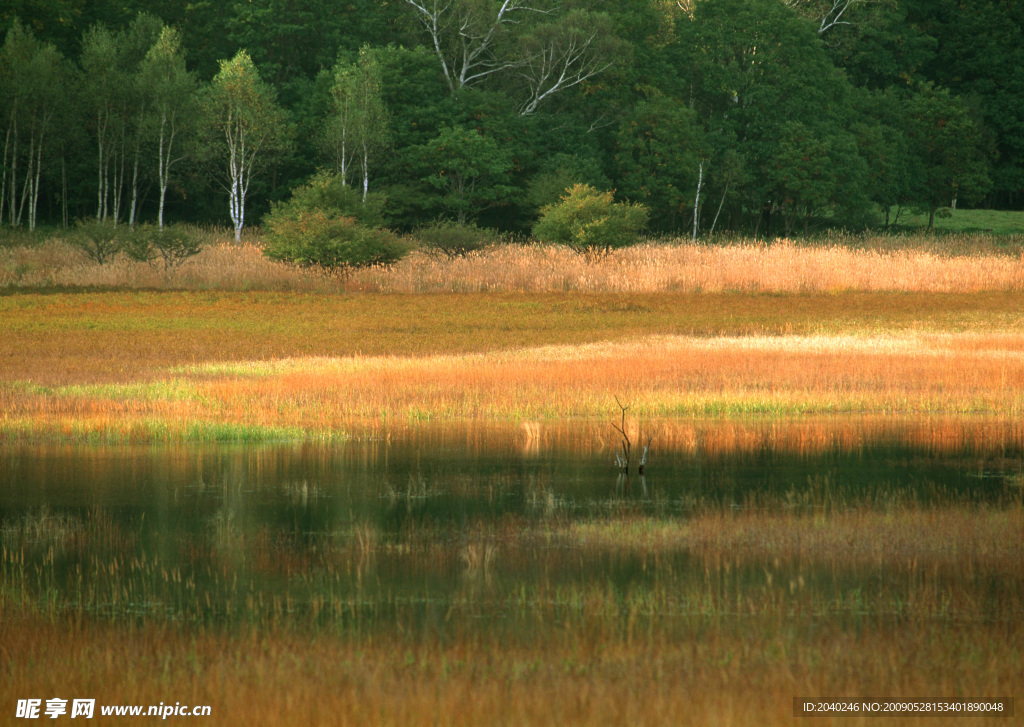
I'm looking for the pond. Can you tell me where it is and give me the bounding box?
[2,418,1022,637]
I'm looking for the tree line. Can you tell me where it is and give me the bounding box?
[1,0,1020,239]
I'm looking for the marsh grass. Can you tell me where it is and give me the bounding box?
[3,233,1024,293]
[6,331,1024,441]
[1,614,1015,726]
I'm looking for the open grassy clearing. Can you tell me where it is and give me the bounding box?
[3,289,1024,441]
[894,207,1024,236]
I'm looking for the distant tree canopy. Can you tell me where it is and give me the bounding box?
[0,0,1018,238]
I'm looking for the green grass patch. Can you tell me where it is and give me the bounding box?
[893,207,1024,237]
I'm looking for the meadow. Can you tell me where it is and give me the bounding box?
[1,230,1022,725]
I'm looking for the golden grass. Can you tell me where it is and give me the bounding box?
[6,330,1024,441]
[5,289,1021,384]
[4,234,1024,293]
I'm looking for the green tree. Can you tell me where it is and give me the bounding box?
[78,14,161,226]
[324,46,390,201]
[205,49,290,241]
[533,183,648,252]
[616,97,703,233]
[419,125,514,224]
[902,83,991,228]
[139,26,198,229]
[0,20,66,230]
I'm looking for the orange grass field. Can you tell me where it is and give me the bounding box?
[2,243,1024,725]
[1,288,1024,441]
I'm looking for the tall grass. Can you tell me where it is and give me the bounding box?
[6,331,1024,441]
[4,233,1024,293]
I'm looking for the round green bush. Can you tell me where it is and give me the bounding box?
[263,212,406,270]
[532,184,648,252]
[415,220,499,257]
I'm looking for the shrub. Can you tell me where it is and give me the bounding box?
[263,212,407,270]
[271,170,385,228]
[68,220,124,264]
[533,184,649,252]
[415,220,500,257]
[142,224,204,269]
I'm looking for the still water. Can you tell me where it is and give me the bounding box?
[2,419,1022,632]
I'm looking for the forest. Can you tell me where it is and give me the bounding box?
[1,0,1022,239]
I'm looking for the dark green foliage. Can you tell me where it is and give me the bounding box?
[533,184,648,252]
[132,223,204,268]
[68,220,123,264]
[270,171,386,228]
[414,220,500,257]
[418,125,516,225]
[1,0,1020,239]
[263,213,407,270]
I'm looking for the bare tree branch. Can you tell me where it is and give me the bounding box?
[517,10,619,116]
[404,0,552,92]
[783,0,861,34]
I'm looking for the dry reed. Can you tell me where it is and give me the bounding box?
[5,234,1024,293]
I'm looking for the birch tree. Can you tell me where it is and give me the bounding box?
[325,47,390,200]
[515,10,621,115]
[783,0,866,34]
[403,0,619,113]
[403,0,551,92]
[119,14,163,228]
[79,24,123,223]
[0,20,65,230]
[139,27,198,229]
[206,50,289,241]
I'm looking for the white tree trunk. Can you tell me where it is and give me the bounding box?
[710,181,729,236]
[61,152,68,228]
[157,114,167,230]
[8,117,18,226]
[0,118,11,226]
[129,137,141,228]
[362,138,369,202]
[29,127,45,231]
[692,160,704,241]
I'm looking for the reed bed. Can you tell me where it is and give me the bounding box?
[6,331,1024,442]
[4,234,1024,293]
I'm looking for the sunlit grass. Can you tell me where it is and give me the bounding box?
[3,233,1024,293]
[5,330,1024,441]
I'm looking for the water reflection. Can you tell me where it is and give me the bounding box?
[1,417,1022,631]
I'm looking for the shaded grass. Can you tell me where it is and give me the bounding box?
[894,207,1024,237]
[2,501,1021,726]
[2,615,1017,726]
[3,290,1024,386]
